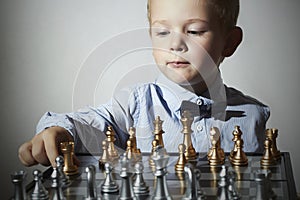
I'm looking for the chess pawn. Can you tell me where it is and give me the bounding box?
[175,144,187,172]
[50,166,66,200]
[153,116,165,147]
[217,165,230,199]
[101,162,119,194]
[149,139,159,170]
[31,169,49,200]
[105,126,119,159]
[128,127,141,154]
[84,165,98,200]
[265,128,281,160]
[260,138,276,166]
[133,162,149,195]
[125,139,138,162]
[230,138,248,166]
[60,141,79,176]
[99,140,109,167]
[119,154,136,200]
[55,156,70,187]
[208,138,225,166]
[181,110,197,160]
[11,170,27,200]
[227,171,240,200]
[208,127,225,161]
[229,126,242,160]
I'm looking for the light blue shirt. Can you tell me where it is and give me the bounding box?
[36,73,270,154]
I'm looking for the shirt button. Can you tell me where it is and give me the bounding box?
[196,99,203,106]
[196,125,203,132]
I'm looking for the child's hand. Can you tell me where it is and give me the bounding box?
[18,126,74,167]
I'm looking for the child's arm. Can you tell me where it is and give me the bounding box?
[18,126,74,167]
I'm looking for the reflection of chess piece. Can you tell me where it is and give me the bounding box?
[181,110,197,160]
[254,169,276,200]
[175,144,187,172]
[105,126,119,160]
[60,141,79,176]
[260,138,276,166]
[175,171,186,195]
[149,139,159,170]
[265,128,281,160]
[153,116,165,147]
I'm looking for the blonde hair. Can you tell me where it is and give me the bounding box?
[147,0,240,31]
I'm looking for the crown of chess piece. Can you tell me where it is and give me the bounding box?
[105,126,119,160]
[229,126,248,166]
[265,128,281,161]
[60,141,79,176]
[175,143,187,172]
[153,116,165,148]
[181,110,197,160]
[260,138,277,166]
[11,170,27,200]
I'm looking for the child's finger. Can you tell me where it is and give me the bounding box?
[42,133,60,167]
[31,138,51,166]
[18,142,38,166]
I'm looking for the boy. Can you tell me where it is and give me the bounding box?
[18,0,269,167]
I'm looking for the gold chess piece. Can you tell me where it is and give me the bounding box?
[208,127,225,162]
[181,110,197,160]
[60,141,79,176]
[99,140,109,165]
[208,137,225,166]
[125,139,138,162]
[128,127,141,154]
[230,137,248,166]
[260,138,276,166]
[265,128,281,160]
[105,126,119,160]
[149,139,159,170]
[153,116,165,147]
[229,126,242,160]
[175,144,187,172]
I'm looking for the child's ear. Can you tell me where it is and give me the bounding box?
[222,26,243,57]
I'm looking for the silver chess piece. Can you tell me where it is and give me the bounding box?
[30,169,49,200]
[55,156,70,187]
[119,154,137,200]
[101,162,119,194]
[50,165,66,200]
[11,170,27,200]
[84,165,99,200]
[227,171,240,200]
[151,147,173,200]
[133,162,149,195]
[217,165,229,200]
[254,169,276,200]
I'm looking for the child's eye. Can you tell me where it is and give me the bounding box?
[187,30,205,36]
[156,31,170,36]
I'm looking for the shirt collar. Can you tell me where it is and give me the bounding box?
[154,73,227,118]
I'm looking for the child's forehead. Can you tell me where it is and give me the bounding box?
[149,0,215,21]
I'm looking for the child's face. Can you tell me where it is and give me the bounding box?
[150,0,227,87]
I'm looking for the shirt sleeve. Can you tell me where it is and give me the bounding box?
[35,87,139,153]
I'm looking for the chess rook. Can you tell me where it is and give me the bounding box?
[60,141,79,176]
[181,110,197,160]
[11,170,27,200]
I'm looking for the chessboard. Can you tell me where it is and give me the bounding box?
[21,152,297,200]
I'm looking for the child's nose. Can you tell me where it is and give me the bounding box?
[169,33,188,52]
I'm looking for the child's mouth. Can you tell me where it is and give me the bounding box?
[167,61,190,68]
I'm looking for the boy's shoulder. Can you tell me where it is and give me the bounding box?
[225,85,267,107]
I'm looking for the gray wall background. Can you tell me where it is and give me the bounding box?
[1,0,299,198]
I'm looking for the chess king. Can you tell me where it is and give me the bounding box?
[18,0,269,167]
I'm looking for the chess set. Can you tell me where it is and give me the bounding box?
[10,112,298,199]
